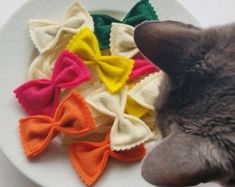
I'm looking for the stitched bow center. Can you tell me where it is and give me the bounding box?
[14,50,91,116]
[18,92,96,159]
[66,27,134,93]
[69,133,146,186]
[86,86,153,151]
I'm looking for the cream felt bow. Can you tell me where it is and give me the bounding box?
[85,86,153,151]
[28,34,73,80]
[29,0,94,53]
[128,72,171,110]
[76,74,114,128]
[110,23,138,58]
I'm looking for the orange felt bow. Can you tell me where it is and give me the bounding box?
[69,133,146,186]
[19,92,96,159]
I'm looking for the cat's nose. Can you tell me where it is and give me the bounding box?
[134,21,155,36]
[134,21,159,52]
[134,21,161,65]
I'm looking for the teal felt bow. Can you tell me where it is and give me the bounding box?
[91,0,159,50]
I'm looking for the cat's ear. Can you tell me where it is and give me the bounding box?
[134,21,202,77]
[142,132,221,186]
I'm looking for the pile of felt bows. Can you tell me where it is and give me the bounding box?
[13,0,170,186]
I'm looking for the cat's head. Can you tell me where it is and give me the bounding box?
[135,21,204,78]
[135,21,235,187]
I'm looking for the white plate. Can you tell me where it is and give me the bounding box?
[0,0,198,186]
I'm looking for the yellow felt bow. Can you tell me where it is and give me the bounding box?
[66,27,134,93]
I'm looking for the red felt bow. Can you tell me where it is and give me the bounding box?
[129,53,160,81]
[14,50,91,116]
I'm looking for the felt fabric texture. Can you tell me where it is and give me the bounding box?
[92,0,158,49]
[64,84,114,128]
[60,66,102,99]
[110,23,159,80]
[66,27,134,93]
[29,0,94,53]
[125,98,159,133]
[85,86,153,151]
[75,67,102,97]
[61,69,114,128]
[14,50,91,116]
[60,79,114,145]
[69,133,146,186]
[125,96,149,118]
[130,54,160,81]
[76,80,113,128]
[28,34,73,80]
[128,72,170,110]
[110,23,139,58]
[61,121,112,145]
[19,92,96,159]
[141,111,158,132]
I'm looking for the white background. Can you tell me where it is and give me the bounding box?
[0,0,235,186]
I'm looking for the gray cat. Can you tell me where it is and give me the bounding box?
[134,21,235,187]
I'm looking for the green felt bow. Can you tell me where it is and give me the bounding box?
[91,0,159,50]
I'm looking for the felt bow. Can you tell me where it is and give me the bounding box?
[19,92,96,158]
[125,94,158,131]
[110,23,138,58]
[125,96,149,118]
[66,27,134,93]
[130,54,160,81]
[128,72,171,111]
[14,50,91,116]
[60,79,114,145]
[69,133,146,186]
[110,23,159,81]
[61,118,112,145]
[91,0,158,49]
[85,86,153,151]
[28,34,73,80]
[29,0,94,53]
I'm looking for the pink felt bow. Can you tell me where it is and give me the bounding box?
[129,53,160,81]
[14,50,91,116]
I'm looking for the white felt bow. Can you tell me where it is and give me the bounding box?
[86,86,153,151]
[27,33,73,80]
[29,0,94,53]
[128,72,171,110]
[110,23,139,58]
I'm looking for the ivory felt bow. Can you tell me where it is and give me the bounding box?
[128,72,171,111]
[29,0,94,53]
[110,23,138,58]
[85,86,153,151]
[19,92,96,159]
[91,0,158,49]
[69,133,146,186]
[14,50,91,116]
[28,34,73,80]
[110,23,160,81]
[66,27,134,93]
